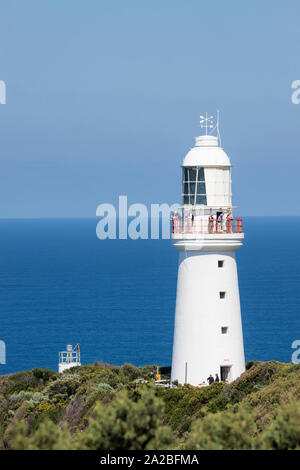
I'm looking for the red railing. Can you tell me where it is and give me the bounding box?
[171,217,243,235]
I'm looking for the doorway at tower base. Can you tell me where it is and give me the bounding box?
[220,366,232,383]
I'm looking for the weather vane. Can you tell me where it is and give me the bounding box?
[199,111,221,146]
[199,112,214,135]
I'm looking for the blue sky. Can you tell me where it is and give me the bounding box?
[0,0,299,217]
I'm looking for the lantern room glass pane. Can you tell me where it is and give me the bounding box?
[188,168,197,181]
[183,183,189,194]
[197,167,205,181]
[182,166,207,205]
[189,182,196,195]
[190,194,196,205]
[196,195,207,205]
[196,182,206,195]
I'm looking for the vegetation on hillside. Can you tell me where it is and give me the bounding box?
[1,361,300,450]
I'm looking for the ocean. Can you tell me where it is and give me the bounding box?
[0,217,299,374]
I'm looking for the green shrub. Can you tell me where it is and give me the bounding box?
[207,394,229,414]
[4,371,39,395]
[120,363,141,382]
[27,392,49,407]
[78,387,174,450]
[4,361,300,450]
[8,419,74,450]
[221,361,284,404]
[261,401,300,450]
[94,383,114,391]
[157,382,226,434]
[45,374,81,401]
[185,405,257,450]
[9,391,33,406]
[245,360,258,370]
[32,368,56,383]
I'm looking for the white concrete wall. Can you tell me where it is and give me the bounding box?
[58,362,81,374]
[171,250,245,385]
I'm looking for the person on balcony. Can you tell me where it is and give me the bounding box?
[172,211,179,234]
[226,209,233,233]
[187,211,193,233]
[217,211,223,232]
[208,212,214,233]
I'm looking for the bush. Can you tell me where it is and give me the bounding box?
[45,374,81,401]
[207,395,229,414]
[261,401,300,450]
[8,386,174,450]
[4,361,300,450]
[120,364,141,382]
[8,419,74,450]
[9,391,33,406]
[4,371,38,395]
[27,392,49,407]
[94,383,114,391]
[32,368,56,383]
[34,401,65,424]
[79,387,174,450]
[185,405,257,450]
[221,361,284,404]
[157,382,226,434]
[245,360,256,370]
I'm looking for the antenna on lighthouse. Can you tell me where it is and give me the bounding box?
[216,110,221,147]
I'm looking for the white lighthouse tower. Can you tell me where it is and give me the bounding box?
[171,114,245,385]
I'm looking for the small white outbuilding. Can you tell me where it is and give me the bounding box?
[58,344,81,373]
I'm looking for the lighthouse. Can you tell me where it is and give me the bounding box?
[171,114,245,385]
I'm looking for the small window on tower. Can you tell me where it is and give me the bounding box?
[218,260,224,268]
[219,291,226,299]
[221,327,229,334]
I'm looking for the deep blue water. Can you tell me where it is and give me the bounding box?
[0,217,299,374]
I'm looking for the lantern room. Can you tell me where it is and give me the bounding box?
[182,135,232,210]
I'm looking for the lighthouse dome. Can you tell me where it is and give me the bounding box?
[182,135,231,168]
